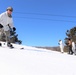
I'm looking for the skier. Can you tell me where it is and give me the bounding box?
[72,41,76,55]
[58,40,64,53]
[0,6,16,48]
[68,39,73,55]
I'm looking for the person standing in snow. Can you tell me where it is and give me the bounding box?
[0,7,16,47]
[72,41,76,55]
[68,39,73,55]
[58,40,64,53]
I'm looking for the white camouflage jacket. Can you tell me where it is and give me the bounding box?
[0,11,14,31]
[59,40,64,49]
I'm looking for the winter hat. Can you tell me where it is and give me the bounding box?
[6,7,13,12]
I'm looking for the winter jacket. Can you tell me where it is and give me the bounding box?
[59,40,64,53]
[59,40,64,49]
[72,42,75,52]
[0,11,14,31]
[68,40,72,46]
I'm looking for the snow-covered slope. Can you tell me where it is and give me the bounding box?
[0,43,76,75]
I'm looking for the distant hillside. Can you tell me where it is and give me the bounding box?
[36,46,68,52]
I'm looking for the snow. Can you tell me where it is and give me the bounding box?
[0,42,76,75]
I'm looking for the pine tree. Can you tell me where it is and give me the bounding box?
[9,30,22,44]
[65,26,76,45]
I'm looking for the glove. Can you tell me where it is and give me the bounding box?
[0,24,3,28]
[13,27,16,31]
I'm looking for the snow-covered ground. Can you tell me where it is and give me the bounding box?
[0,42,76,75]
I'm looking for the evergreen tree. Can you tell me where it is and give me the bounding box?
[65,26,76,45]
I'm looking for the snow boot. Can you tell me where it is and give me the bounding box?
[0,42,2,46]
[7,42,14,49]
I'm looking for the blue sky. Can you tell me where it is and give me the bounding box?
[0,0,76,47]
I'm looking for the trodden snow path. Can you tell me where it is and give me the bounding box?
[0,44,76,75]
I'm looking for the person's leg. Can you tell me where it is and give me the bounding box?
[69,45,73,55]
[0,29,2,40]
[74,49,76,55]
[68,46,70,54]
[4,31,14,48]
[60,47,64,53]
[0,28,5,41]
[4,30,10,45]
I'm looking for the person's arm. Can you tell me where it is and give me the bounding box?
[9,18,16,31]
[9,18,14,28]
[0,14,3,22]
[0,14,4,28]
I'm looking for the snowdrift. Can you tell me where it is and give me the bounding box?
[0,42,76,75]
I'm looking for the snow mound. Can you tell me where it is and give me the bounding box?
[0,42,76,75]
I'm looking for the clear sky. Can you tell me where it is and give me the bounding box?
[0,0,76,47]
